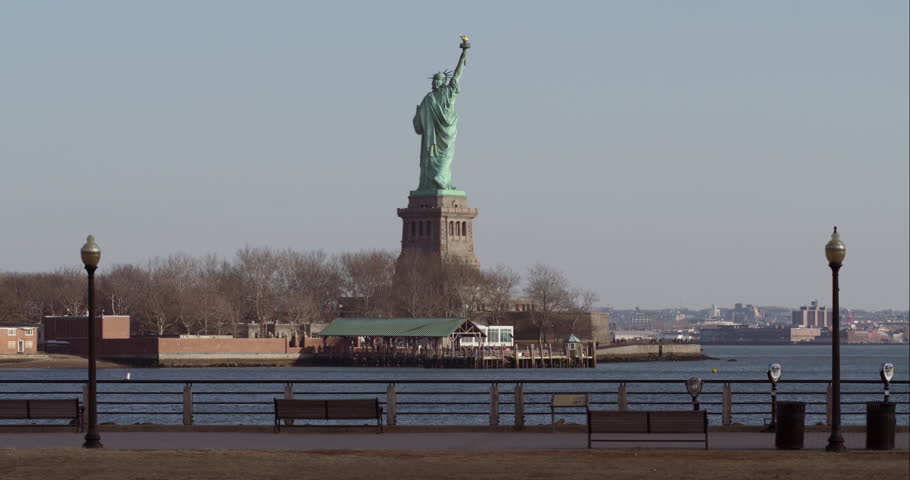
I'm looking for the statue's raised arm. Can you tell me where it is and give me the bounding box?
[451,35,470,85]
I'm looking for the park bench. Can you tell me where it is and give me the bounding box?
[0,398,83,431]
[587,409,707,449]
[273,398,383,433]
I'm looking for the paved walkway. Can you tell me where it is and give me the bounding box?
[1,431,907,450]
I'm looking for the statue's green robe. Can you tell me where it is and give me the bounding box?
[413,77,459,191]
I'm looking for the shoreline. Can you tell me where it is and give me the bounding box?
[0,352,715,369]
[0,354,136,369]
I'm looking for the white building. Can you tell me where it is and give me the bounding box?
[459,324,514,347]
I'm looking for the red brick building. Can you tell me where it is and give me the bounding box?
[0,323,40,354]
[40,315,347,365]
[42,315,131,342]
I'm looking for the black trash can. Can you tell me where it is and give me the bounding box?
[866,401,896,450]
[775,401,806,450]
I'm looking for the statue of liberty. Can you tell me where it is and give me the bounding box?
[412,36,470,194]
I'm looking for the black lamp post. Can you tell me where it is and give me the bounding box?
[81,235,103,449]
[824,227,846,452]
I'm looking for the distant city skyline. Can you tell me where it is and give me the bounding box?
[1,1,907,310]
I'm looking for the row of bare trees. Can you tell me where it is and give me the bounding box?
[0,247,596,340]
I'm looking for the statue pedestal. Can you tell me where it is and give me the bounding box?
[397,192,479,267]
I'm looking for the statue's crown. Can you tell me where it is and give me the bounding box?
[429,70,452,80]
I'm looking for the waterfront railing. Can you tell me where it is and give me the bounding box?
[1,378,907,427]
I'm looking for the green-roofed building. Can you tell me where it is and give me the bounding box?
[565,332,583,358]
[316,317,485,347]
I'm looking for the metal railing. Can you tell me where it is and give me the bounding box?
[1,378,907,427]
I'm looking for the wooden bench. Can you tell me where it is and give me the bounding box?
[0,399,83,431]
[274,398,383,433]
[587,410,707,449]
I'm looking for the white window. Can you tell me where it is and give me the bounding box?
[25,341,33,349]
[24,328,34,336]
[500,329,513,343]
[6,341,14,349]
[7,328,15,336]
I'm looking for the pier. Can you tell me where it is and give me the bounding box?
[315,343,598,368]
[314,317,599,368]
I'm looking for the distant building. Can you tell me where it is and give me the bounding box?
[43,315,130,341]
[709,304,722,321]
[0,323,39,354]
[237,322,298,339]
[612,330,657,341]
[846,329,902,344]
[699,325,821,344]
[41,315,325,366]
[790,327,822,343]
[508,296,536,313]
[630,308,651,330]
[459,324,514,347]
[731,303,760,324]
[479,311,609,345]
[792,301,829,328]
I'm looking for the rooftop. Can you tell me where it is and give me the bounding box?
[317,318,481,338]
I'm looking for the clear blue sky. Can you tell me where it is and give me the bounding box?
[1,1,907,310]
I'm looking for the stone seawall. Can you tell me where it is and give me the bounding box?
[157,353,315,367]
[97,353,314,367]
[595,344,705,362]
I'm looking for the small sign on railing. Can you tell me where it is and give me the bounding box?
[552,393,589,408]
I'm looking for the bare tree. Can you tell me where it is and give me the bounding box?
[206,292,241,335]
[52,268,87,317]
[0,275,24,323]
[481,265,520,326]
[157,254,198,335]
[291,250,343,322]
[524,263,572,344]
[275,249,343,335]
[338,250,395,317]
[443,261,486,319]
[188,254,222,335]
[98,264,149,317]
[209,259,244,336]
[143,262,173,336]
[1,246,600,347]
[235,246,280,325]
[567,288,599,334]
[393,251,446,318]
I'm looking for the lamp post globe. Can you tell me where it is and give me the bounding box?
[80,235,101,267]
[825,227,846,265]
[824,227,846,453]
[81,235,103,449]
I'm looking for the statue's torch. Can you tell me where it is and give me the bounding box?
[459,34,471,49]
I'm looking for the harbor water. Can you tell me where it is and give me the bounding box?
[1,345,907,427]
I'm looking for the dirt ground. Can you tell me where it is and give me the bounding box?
[0,354,131,369]
[0,449,907,480]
